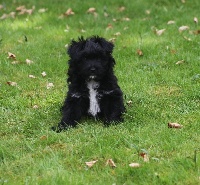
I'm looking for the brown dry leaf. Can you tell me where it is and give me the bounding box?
[156,29,166,36]
[64,8,75,16]
[140,153,149,162]
[85,160,98,168]
[193,30,200,35]
[7,52,16,59]
[9,12,16,18]
[47,82,54,89]
[28,74,36,79]
[168,122,183,128]
[7,81,17,86]
[167,20,175,25]
[118,6,125,12]
[16,5,26,11]
[179,26,189,32]
[41,71,47,77]
[106,159,117,168]
[176,60,184,65]
[137,49,143,56]
[170,49,177,54]
[129,163,140,168]
[0,4,3,10]
[40,135,47,140]
[106,24,113,30]
[87,7,96,14]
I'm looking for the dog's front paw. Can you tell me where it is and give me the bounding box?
[51,124,70,133]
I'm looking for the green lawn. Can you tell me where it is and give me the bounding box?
[0,0,200,184]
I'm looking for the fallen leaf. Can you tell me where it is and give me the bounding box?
[81,29,86,33]
[28,74,36,78]
[85,160,98,168]
[124,27,129,30]
[0,13,8,20]
[16,5,25,11]
[137,49,143,56]
[33,105,39,109]
[113,18,117,22]
[109,38,116,43]
[87,7,96,14]
[114,32,121,36]
[122,17,130,21]
[167,20,175,25]
[170,49,177,54]
[118,6,125,12]
[168,122,183,128]
[38,8,47,13]
[106,159,117,167]
[0,4,3,10]
[7,81,17,86]
[104,12,109,17]
[41,71,47,77]
[40,135,47,140]
[156,29,166,36]
[179,26,189,32]
[181,0,185,3]
[7,52,16,59]
[9,12,16,18]
[183,36,191,41]
[127,100,133,105]
[129,163,140,168]
[193,30,200,35]
[11,61,20,64]
[145,10,151,15]
[106,24,113,30]
[194,17,198,24]
[26,59,33,65]
[64,8,75,16]
[140,153,149,162]
[176,60,184,65]
[47,82,54,89]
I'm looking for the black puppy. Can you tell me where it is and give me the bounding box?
[53,36,125,132]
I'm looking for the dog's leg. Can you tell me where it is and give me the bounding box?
[53,96,83,132]
[101,94,125,125]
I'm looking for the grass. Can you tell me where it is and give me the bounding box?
[0,0,200,184]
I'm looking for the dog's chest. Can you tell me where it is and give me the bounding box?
[87,80,100,117]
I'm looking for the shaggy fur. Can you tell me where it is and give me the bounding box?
[53,36,125,132]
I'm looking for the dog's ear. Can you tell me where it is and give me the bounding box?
[93,36,114,54]
[67,37,86,58]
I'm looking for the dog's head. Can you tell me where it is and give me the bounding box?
[67,36,115,81]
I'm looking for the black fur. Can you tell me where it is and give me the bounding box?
[53,36,125,132]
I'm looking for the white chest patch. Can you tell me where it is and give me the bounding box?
[87,80,100,117]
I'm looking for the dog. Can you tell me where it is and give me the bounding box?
[53,36,125,132]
